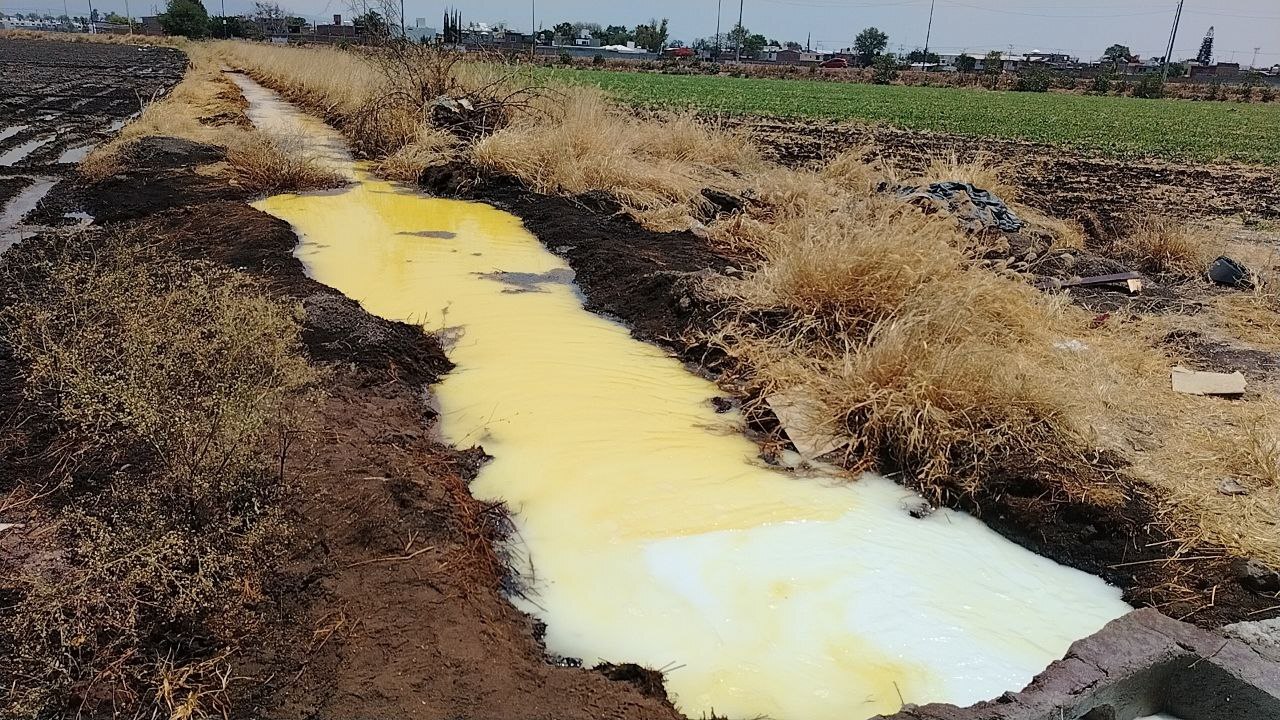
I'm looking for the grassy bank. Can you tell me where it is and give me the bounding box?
[216,42,1280,576]
[0,45,345,719]
[547,68,1280,165]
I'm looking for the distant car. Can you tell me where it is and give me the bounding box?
[819,58,848,69]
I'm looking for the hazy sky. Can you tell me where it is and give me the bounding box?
[6,0,1279,65]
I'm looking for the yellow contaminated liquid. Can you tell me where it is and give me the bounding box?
[241,74,1132,720]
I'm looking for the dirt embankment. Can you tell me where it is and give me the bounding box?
[3,134,682,720]
[1,39,682,720]
[445,176,1280,631]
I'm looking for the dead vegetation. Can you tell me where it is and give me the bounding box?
[214,41,1280,569]
[1114,217,1221,278]
[0,230,317,719]
[82,47,342,194]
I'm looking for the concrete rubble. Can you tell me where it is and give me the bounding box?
[873,608,1280,720]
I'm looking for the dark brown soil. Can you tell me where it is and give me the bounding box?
[727,117,1280,228]
[0,38,186,177]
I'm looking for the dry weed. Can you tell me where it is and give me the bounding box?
[1115,217,1219,278]
[220,128,346,194]
[0,231,317,718]
[375,127,460,181]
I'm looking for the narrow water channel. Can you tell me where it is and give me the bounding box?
[237,74,1132,720]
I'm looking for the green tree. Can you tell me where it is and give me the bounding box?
[1165,61,1188,77]
[158,0,209,38]
[1103,44,1132,63]
[552,21,574,42]
[785,40,802,50]
[955,53,977,72]
[599,24,632,46]
[104,11,128,23]
[352,10,388,38]
[1132,74,1165,99]
[983,50,1003,87]
[633,18,668,52]
[872,52,899,83]
[854,26,888,66]
[906,48,940,65]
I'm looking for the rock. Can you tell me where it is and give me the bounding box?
[1232,558,1280,592]
[701,188,745,215]
[1218,477,1250,496]
[1222,618,1280,663]
[710,396,736,414]
[1081,706,1117,720]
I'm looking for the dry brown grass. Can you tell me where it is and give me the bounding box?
[474,94,761,218]
[706,150,1279,564]
[217,42,762,226]
[81,45,344,195]
[0,231,317,719]
[1115,216,1220,278]
[375,127,460,182]
[215,42,1280,565]
[0,28,187,46]
[221,128,346,193]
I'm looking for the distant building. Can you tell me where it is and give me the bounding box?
[767,48,826,65]
[1190,62,1242,81]
[404,17,436,43]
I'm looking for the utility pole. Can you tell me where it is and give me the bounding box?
[714,0,721,61]
[735,0,743,61]
[400,0,405,39]
[922,0,935,71]
[124,0,130,34]
[531,0,536,59]
[220,0,226,38]
[1161,0,1185,83]
[86,0,94,32]
[1253,47,1261,69]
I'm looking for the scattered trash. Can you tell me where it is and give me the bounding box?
[892,181,1025,233]
[901,496,935,519]
[765,391,842,460]
[1034,271,1143,293]
[1218,478,1251,496]
[1089,313,1112,329]
[1053,339,1090,353]
[1207,256,1254,289]
[1171,366,1247,396]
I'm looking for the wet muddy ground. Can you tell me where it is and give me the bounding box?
[0,39,185,176]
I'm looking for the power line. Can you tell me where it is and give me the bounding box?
[1160,0,1184,83]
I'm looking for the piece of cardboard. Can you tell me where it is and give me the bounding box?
[1171,366,1247,396]
[765,391,843,460]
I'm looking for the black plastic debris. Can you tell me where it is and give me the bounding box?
[892,181,1026,233]
[1208,256,1254,289]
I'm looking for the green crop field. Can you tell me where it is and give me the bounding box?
[548,69,1280,165]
